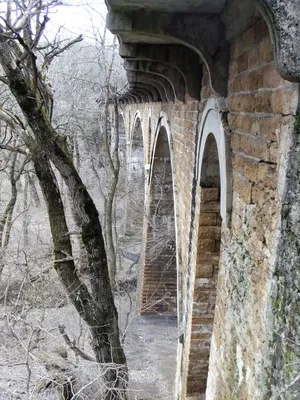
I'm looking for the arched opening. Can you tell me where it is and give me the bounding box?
[186,133,222,398]
[141,126,177,315]
[125,116,145,238]
[114,114,127,232]
[118,113,126,163]
[148,114,152,159]
[131,117,144,177]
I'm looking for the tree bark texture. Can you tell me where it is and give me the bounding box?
[32,152,127,398]
[0,148,28,249]
[0,27,127,399]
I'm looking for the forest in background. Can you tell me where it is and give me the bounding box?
[0,1,163,399]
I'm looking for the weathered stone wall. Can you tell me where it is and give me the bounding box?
[107,6,299,399]
[186,187,221,397]
[205,19,299,399]
[119,101,200,320]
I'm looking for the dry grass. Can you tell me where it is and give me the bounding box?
[0,247,177,400]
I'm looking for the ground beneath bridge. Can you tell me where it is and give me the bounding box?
[0,297,178,400]
[125,314,178,400]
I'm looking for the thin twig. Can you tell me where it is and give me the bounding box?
[58,324,96,362]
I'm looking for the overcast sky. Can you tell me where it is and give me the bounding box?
[0,1,113,46]
[46,1,112,41]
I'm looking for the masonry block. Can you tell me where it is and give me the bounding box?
[199,212,217,226]
[201,188,220,202]
[198,226,221,240]
[233,172,252,203]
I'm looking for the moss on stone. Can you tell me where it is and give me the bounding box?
[294,115,300,132]
[221,111,229,126]
[272,295,286,321]
[284,347,294,380]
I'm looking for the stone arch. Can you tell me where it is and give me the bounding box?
[185,97,229,398]
[140,113,178,315]
[196,97,231,224]
[125,112,145,238]
[115,112,127,233]
[118,112,126,162]
[147,108,152,164]
[130,114,144,172]
[254,0,300,82]
[130,111,142,141]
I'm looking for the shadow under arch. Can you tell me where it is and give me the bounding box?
[140,115,178,316]
[184,97,230,399]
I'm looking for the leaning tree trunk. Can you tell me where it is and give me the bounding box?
[32,151,127,399]
[0,183,17,248]
[0,30,127,399]
[0,148,27,249]
[22,171,29,247]
[102,96,120,292]
[0,151,18,248]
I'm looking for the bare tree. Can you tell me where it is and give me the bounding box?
[0,124,31,279]
[49,26,127,291]
[0,140,29,249]
[0,1,127,398]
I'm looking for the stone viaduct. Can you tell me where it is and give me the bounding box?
[104,0,300,398]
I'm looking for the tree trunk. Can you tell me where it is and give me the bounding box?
[0,151,18,248]
[102,97,120,292]
[2,182,17,248]
[0,30,127,399]
[32,152,127,398]
[22,172,29,247]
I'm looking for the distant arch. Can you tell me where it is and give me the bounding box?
[141,113,178,315]
[130,111,142,141]
[124,112,145,239]
[118,112,126,162]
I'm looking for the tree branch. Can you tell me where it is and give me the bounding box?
[0,143,27,155]
[53,250,75,263]
[58,324,96,362]
[31,15,49,51]
[0,16,32,56]
[5,0,12,29]
[0,76,9,85]
[0,108,26,137]
[43,34,83,69]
